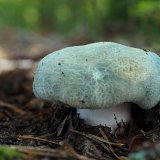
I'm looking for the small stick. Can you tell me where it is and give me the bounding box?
[99,128,121,160]
[17,135,59,145]
[0,100,25,115]
[70,129,124,146]
[70,129,110,153]
[9,145,95,160]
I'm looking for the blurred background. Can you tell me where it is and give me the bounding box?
[0,0,160,70]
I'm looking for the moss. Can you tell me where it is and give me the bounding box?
[0,146,25,160]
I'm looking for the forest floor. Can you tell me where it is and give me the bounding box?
[0,28,160,160]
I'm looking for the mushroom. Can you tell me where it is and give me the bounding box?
[32,42,160,131]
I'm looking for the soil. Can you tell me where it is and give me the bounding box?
[0,69,160,160]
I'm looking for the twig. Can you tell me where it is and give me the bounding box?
[88,134,124,146]
[17,135,59,145]
[9,144,95,160]
[0,100,25,115]
[99,128,121,160]
[38,133,56,138]
[70,129,124,146]
[10,145,73,157]
[70,129,111,153]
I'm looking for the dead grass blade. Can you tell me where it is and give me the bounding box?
[17,135,59,145]
[0,100,25,115]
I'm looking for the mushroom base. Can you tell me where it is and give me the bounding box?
[77,103,131,131]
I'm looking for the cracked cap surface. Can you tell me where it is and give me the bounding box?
[33,42,160,109]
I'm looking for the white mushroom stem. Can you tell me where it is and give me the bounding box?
[77,103,131,131]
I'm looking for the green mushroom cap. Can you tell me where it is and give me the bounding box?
[33,42,160,109]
